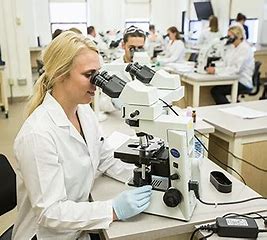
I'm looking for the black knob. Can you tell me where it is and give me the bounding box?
[169,173,179,180]
[130,110,140,118]
[163,188,182,207]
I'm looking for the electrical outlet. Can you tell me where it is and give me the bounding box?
[17,78,27,86]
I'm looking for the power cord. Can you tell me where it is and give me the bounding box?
[159,102,246,183]
[194,134,246,184]
[190,224,217,240]
[159,98,179,116]
[195,129,267,173]
[189,180,267,206]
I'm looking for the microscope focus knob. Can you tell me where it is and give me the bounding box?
[163,188,182,207]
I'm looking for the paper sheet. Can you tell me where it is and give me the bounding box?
[219,106,267,119]
[106,131,133,150]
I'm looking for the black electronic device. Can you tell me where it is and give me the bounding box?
[216,217,259,238]
[210,171,232,193]
[193,1,214,20]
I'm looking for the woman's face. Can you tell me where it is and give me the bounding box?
[61,49,100,105]
[168,31,176,41]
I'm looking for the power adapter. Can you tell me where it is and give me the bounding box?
[215,217,258,238]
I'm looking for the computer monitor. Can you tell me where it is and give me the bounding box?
[229,18,259,44]
[194,1,214,20]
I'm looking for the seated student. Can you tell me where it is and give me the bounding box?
[207,26,254,104]
[198,15,222,46]
[12,31,152,240]
[231,13,249,40]
[99,26,146,112]
[113,25,146,64]
[158,26,185,65]
[145,24,164,58]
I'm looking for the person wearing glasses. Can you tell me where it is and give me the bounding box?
[158,26,185,65]
[12,31,152,240]
[207,26,254,104]
[99,26,147,113]
[113,25,146,64]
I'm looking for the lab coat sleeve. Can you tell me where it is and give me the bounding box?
[97,134,134,183]
[160,41,185,64]
[215,46,248,76]
[14,132,113,230]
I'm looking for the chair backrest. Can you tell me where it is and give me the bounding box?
[248,61,262,96]
[0,154,16,216]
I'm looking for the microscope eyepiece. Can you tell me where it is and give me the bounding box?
[90,70,126,98]
[125,62,155,84]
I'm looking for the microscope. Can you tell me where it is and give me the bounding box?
[197,37,227,73]
[91,64,200,221]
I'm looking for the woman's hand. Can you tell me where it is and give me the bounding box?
[206,66,215,74]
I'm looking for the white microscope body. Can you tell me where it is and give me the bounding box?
[197,37,227,73]
[118,80,198,221]
[91,64,199,221]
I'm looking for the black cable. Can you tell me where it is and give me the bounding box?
[159,98,179,116]
[159,102,246,184]
[199,231,214,240]
[259,229,267,232]
[190,224,217,240]
[190,227,201,240]
[198,196,267,206]
[194,129,267,173]
[194,134,246,184]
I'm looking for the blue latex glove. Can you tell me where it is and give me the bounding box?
[112,185,152,220]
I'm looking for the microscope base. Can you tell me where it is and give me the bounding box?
[127,175,196,221]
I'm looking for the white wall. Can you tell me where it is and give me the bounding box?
[0,0,32,98]
[89,0,125,31]
[150,0,187,34]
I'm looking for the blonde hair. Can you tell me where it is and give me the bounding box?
[228,26,244,40]
[26,31,98,117]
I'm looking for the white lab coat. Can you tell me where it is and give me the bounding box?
[198,28,222,46]
[12,92,133,240]
[145,33,164,57]
[159,39,185,65]
[216,41,254,89]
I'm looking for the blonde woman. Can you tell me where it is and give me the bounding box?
[13,31,152,240]
[207,26,254,104]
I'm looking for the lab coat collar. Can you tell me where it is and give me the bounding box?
[42,92,87,146]
[43,92,70,127]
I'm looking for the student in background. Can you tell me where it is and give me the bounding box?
[207,26,254,104]
[99,25,146,113]
[12,31,152,240]
[231,13,249,40]
[114,25,146,63]
[145,24,164,58]
[87,26,97,44]
[198,15,222,45]
[158,26,185,65]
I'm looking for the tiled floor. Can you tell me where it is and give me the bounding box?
[0,86,265,234]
